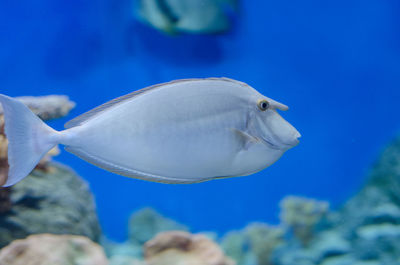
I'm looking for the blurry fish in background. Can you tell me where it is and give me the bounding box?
[0,78,299,187]
[135,0,238,34]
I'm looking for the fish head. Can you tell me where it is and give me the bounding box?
[251,96,300,151]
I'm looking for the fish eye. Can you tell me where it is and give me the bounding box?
[257,99,270,111]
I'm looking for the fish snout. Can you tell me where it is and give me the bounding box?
[270,119,301,149]
[260,125,300,150]
[284,129,301,147]
[269,113,300,149]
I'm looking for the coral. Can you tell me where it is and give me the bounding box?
[271,230,351,265]
[129,208,188,245]
[245,223,284,265]
[270,136,400,265]
[280,196,329,245]
[103,238,143,263]
[221,231,252,265]
[331,136,400,262]
[0,234,107,265]
[0,95,76,120]
[0,163,101,248]
[109,256,144,265]
[144,231,235,265]
[104,208,188,263]
[339,137,400,231]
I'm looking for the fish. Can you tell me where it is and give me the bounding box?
[0,78,300,187]
[136,0,237,34]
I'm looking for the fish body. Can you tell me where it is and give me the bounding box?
[0,78,300,187]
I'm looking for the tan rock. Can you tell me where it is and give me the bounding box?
[0,234,108,265]
[144,231,235,265]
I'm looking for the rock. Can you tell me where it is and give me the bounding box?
[0,163,101,248]
[144,231,235,265]
[129,208,188,245]
[0,234,107,265]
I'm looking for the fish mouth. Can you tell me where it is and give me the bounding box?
[259,136,282,150]
[260,135,300,150]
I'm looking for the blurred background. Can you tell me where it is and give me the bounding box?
[1,0,399,243]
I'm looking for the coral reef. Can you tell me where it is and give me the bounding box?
[280,196,329,246]
[221,231,252,265]
[129,207,188,245]
[104,207,188,264]
[0,234,107,265]
[103,237,143,263]
[109,256,144,265]
[269,136,400,265]
[144,231,235,265]
[0,163,101,248]
[220,197,329,265]
[245,224,284,265]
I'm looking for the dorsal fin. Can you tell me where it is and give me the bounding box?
[64,77,240,129]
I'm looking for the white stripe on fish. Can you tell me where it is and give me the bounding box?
[0,78,300,187]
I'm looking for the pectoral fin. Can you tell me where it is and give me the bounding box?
[232,129,261,150]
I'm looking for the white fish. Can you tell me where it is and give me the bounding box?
[0,78,300,187]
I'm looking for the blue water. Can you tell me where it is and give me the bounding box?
[1,0,400,241]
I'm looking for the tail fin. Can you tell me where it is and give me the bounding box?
[0,94,60,187]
